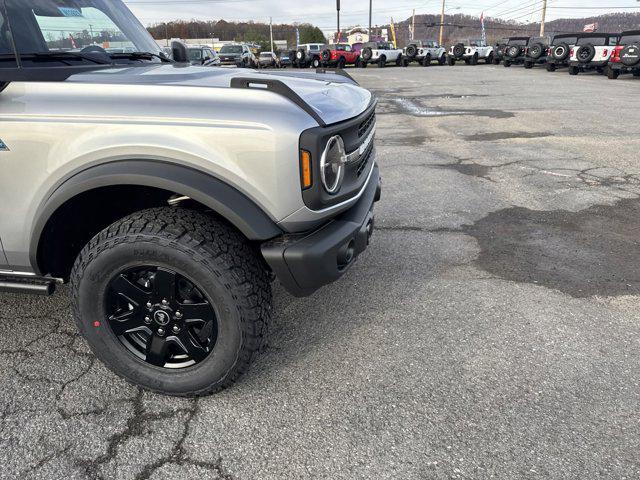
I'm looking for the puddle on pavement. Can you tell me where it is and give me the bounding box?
[377,135,429,147]
[463,131,553,141]
[433,161,493,180]
[463,198,640,297]
[385,97,513,119]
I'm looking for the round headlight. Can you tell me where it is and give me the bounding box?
[320,135,346,194]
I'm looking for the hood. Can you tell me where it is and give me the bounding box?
[66,64,372,126]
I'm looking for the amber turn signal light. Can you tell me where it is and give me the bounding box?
[300,150,312,189]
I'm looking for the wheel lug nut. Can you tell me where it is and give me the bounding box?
[146,302,153,310]
[175,311,183,319]
[144,316,152,324]
[161,299,169,306]
[157,328,166,336]
[172,325,181,334]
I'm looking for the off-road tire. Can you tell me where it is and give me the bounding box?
[402,57,410,67]
[378,55,386,68]
[70,207,272,397]
[438,53,447,65]
[524,61,533,69]
[337,57,346,69]
[607,67,619,80]
[546,63,556,72]
[470,53,478,65]
[447,56,455,66]
[422,54,431,66]
[395,55,403,67]
[503,60,511,67]
[569,65,579,75]
[486,53,494,64]
[312,57,321,69]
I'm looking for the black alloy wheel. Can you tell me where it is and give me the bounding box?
[577,44,596,63]
[529,43,544,59]
[453,43,465,59]
[406,44,418,58]
[507,45,521,58]
[106,266,218,369]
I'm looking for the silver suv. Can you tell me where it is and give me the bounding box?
[0,0,381,397]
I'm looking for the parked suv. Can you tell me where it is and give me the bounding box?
[0,0,381,397]
[503,37,530,67]
[360,41,403,68]
[219,43,257,68]
[523,36,550,68]
[402,40,446,66]
[493,38,509,65]
[257,51,281,69]
[320,44,361,68]
[568,33,619,75]
[447,39,494,65]
[295,43,325,68]
[187,45,220,67]
[607,30,640,79]
[546,34,579,71]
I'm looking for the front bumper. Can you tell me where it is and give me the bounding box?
[262,164,381,297]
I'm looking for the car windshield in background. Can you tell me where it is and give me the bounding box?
[259,53,271,57]
[553,37,578,45]
[220,45,242,54]
[187,49,202,61]
[620,35,640,45]
[577,37,608,46]
[5,0,162,59]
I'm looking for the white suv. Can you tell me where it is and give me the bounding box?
[402,40,446,67]
[569,33,619,75]
[360,41,403,68]
[447,39,494,66]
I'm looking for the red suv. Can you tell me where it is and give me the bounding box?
[320,44,361,68]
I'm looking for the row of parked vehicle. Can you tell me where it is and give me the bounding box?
[491,31,640,79]
[287,31,640,80]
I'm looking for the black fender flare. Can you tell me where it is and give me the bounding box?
[30,160,283,273]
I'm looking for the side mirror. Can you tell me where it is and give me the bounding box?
[171,41,189,63]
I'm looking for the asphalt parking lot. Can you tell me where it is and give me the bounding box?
[3,64,640,479]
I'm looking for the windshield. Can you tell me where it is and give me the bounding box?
[508,39,528,46]
[187,49,202,61]
[620,34,640,45]
[260,53,271,57]
[553,36,577,46]
[5,0,162,59]
[220,45,242,54]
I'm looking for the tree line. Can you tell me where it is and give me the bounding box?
[146,20,326,51]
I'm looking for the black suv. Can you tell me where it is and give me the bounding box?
[493,37,509,65]
[546,33,579,72]
[523,36,550,68]
[503,37,530,67]
[608,30,640,79]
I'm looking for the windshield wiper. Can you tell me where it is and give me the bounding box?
[31,52,112,65]
[109,51,172,63]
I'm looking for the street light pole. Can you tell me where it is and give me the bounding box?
[369,0,373,40]
[439,0,445,46]
[336,0,341,43]
[269,17,274,52]
[540,0,548,36]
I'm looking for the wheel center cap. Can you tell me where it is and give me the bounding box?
[153,310,171,326]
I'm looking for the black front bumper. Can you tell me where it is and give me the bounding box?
[262,164,382,297]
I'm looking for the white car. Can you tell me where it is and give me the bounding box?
[447,39,494,65]
[360,41,403,68]
[402,40,447,66]
[568,33,619,75]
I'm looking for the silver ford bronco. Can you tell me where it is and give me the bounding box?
[0,0,381,396]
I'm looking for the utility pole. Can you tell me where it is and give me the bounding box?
[269,17,274,52]
[439,0,445,46]
[369,0,373,40]
[539,0,548,36]
[164,23,169,46]
[336,0,341,43]
[412,9,416,41]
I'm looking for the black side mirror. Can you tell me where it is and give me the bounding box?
[171,41,189,63]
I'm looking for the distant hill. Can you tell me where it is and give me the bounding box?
[392,12,640,45]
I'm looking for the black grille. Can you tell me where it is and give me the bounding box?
[356,143,374,177]
[358,111,376,138]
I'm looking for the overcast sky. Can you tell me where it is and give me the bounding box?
[124,0,640,32]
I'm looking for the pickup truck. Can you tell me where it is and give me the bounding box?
[0,0,381,397]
